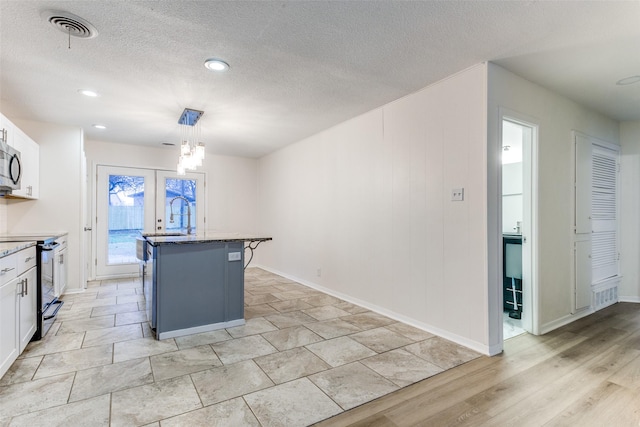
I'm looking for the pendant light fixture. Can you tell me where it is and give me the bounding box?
[176,108,205,175]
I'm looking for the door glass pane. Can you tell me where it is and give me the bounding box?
[108,174,145,264]
[165,178,197,233]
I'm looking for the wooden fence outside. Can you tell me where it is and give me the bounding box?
[109,206,144,230]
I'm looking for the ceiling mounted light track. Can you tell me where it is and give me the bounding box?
[41,10,98,39]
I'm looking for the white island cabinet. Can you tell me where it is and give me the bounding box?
[0,244,37,379]
[0,112,40,199]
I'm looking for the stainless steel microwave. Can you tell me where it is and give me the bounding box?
[0,140,21,195]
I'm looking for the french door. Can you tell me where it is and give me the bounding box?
[95,166,205,278]
[155,170,205,235]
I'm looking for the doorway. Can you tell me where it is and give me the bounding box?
[95,165,205,279]
[501,116,538,339]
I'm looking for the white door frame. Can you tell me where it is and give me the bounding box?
[498,108,540,338]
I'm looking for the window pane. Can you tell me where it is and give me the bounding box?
[108,174,144,264]
[165,178,197,233]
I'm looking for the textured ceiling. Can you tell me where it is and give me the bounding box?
[1,1,638,158]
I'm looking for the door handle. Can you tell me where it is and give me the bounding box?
[84,227,92,231]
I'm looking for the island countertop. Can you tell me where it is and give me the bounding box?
[143,231,272,246]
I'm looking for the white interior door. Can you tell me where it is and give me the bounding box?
[96,166,156,278]
[155,171,205,234]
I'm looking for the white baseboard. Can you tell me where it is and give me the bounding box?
[157,319,245,340]
[94,273,139,281]
[253,264,495,356]
[62,288,86,295]
[539,307,594,335]
[619,296,640,303]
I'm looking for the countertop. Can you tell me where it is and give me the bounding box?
[143,231,272,246]
[0,232,68,243]
[0,241,37,259]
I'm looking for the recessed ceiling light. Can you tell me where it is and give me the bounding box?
[92,124,106,129]
[616,75,640,86]
[78,89,99,97]
[204,58,230,72]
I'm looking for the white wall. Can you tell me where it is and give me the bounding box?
[487,63,620,334]
[85,139,258,252]
[5,119,85,293]
[620,120,640,302]
[256,64,491,353]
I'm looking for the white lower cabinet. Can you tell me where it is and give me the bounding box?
[0,246,37,379]
[0,276,19,379]
[55,245,67,297]
[18,266,37,352]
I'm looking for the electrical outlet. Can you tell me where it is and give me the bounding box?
[317,268,322,277]
[451,188,464,201]
[228,252,241,261]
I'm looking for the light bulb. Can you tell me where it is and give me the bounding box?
[181,141,190,155]
[196,143,205,161]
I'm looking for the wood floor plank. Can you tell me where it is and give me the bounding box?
[478,344,640,427]
[382,332,591,425]
[608,351,640,391]
[411,331,638,427]
[314,303,640,427]
[543,381,640,426]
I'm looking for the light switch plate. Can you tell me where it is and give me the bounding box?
[228,252,241,261]
[451,188,464,201]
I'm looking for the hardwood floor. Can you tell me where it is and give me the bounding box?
[314,302,640,427]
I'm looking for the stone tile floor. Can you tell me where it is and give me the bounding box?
[0,268,481,426]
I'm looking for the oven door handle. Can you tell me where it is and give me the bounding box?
[43,300,64,320]
[41,242,60,252]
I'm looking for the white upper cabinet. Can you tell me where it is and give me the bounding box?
[0,113,14,146]
[10,127,39,199]
[0,113,39,199]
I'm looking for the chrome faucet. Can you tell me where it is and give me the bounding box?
[169,196,192,235]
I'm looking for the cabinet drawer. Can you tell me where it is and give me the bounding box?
[0,254,17,285]
[16,247,37,276]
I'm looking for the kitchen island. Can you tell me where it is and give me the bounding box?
[139,232,271,340]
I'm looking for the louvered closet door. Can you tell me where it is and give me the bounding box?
[591,145,618,283]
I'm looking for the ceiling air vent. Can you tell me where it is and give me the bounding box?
[42,10,98,39]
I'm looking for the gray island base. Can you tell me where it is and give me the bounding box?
[141,233,272,340]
